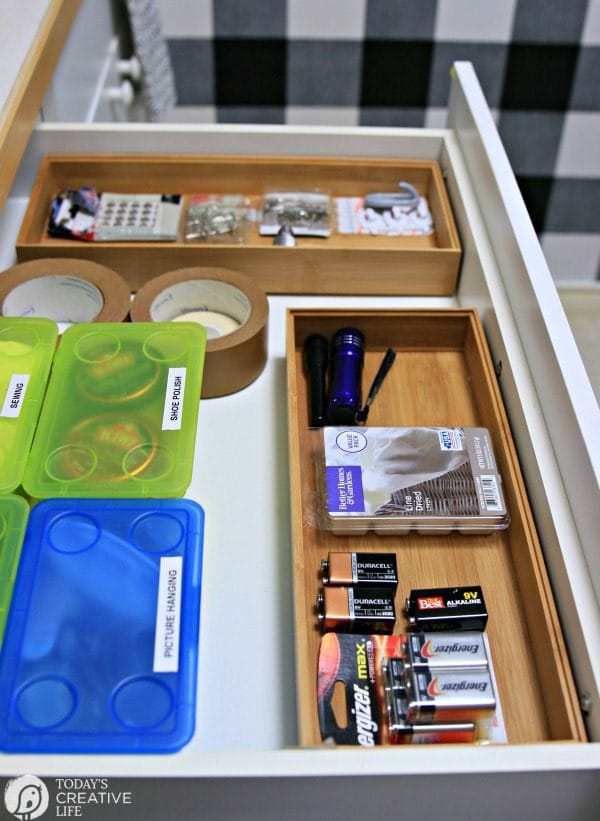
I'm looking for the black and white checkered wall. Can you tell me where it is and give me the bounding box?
[156,0,600,282]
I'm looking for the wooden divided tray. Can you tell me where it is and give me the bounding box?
[286,308,586,747]
[16,155,461,295]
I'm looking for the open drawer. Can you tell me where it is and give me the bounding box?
[286,307,584,746]
[0,62,597,818]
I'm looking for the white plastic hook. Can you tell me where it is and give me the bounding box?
[116,56,142,81]
[104,79,135,108]
[364,182,420,211]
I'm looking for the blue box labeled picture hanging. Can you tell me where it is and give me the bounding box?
[0,497,204,753]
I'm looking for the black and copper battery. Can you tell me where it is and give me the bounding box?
[316,586,396,633]
[321,552,398,590]
[405,586,488,632]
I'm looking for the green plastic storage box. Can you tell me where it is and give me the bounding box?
[0,494,29,646]
[23,322,206,498]
[0,316,58,493]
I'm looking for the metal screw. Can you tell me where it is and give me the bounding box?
[580,692,593,715]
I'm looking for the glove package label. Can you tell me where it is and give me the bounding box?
[326,465,365,512]
[322,427,508,533]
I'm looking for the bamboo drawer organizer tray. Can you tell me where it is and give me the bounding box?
[286,308,586,747]
[16,155,461,296]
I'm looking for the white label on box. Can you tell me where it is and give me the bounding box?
[153,556,183,673]
[1,374,30,418]
[480,474,503,512]
[161,367,187,430]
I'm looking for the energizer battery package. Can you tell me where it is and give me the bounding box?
[317,632,506,746]
[320,426,509,534]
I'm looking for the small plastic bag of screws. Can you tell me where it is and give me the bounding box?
[259,191,332,238]
[184,194,253,243]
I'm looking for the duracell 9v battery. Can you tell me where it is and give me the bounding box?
[316,586,396,633]
[321,551,398,589]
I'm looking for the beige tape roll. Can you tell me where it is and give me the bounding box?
[0,258,131,331]
[130,267,269,398]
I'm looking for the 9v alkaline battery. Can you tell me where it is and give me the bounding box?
[405,586,488,632]
[321,552,398,590]
[381,657,477,744]
[382,656,406,694]
[404,631,489,671]
[404,666,496,723]
[316,585,396,633]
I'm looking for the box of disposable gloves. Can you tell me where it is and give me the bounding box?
[321,427,509,534]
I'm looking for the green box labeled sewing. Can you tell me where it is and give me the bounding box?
[23,322,206,498]
[0,494,29,646]
[0,316,58,494]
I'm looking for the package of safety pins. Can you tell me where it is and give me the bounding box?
[259,191,332,237]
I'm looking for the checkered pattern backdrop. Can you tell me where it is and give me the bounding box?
[153,0,600,282]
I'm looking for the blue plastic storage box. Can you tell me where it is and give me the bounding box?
[0,498,204,753]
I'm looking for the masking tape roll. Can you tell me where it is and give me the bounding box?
[130,267,269,397]
[0,258,131,332]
